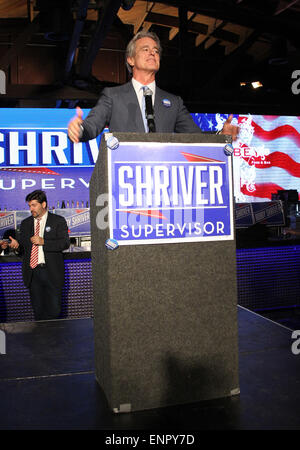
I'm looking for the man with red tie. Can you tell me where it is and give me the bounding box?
[9,190,70,321]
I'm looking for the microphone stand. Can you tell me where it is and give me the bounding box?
[144,88,156,133]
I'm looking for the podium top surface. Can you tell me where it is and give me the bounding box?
[103,132,232,145]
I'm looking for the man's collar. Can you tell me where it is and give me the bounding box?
[131,77,156,91]
[34,210,48,222]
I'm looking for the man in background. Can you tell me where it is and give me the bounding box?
[0,240,8,254]
[0,230,16,255]
[9,190,70,321]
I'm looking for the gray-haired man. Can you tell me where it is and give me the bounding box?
[68,31,238,142]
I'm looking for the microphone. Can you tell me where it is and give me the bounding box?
[143,87,156,133]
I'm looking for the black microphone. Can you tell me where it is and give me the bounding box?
[143,87,156,133]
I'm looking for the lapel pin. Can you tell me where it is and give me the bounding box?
[105,238,119,250]
[162,98,171,107]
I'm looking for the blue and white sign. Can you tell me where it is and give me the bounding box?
[0,211,16,238]
[108,141,234,245]
[0,108,102,211]
[55,208,90,236]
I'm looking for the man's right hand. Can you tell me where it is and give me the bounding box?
[68,107,83,143]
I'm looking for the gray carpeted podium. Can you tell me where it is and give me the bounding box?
[90,132,239,413]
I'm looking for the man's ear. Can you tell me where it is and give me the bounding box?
[127,56,134,69]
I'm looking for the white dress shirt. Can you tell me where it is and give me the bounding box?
[131,78,156,113]
[34,211,48,264]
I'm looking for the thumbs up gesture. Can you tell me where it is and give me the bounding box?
[68,107,84,143]
[221,114,239,141]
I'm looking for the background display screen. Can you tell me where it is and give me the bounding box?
[0,108,299,210]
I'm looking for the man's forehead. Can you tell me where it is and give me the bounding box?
[136,37,158,48]
[28,200,42,206]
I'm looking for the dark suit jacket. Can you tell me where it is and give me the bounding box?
[81,81,201,141]
[19,212,70,288]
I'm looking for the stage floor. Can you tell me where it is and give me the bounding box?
[0,306,300,430]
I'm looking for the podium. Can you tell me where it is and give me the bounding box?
[90,132,239,413]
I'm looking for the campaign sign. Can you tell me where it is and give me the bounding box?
[16,210,31,230]
[55,208,90,236]
[235,203,254,228]
[251,201,285,226]
[0,211,16,238]
[235,201,285,228]
[108,142,234,245]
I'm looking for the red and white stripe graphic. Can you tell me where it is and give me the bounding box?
[235,115,300,202]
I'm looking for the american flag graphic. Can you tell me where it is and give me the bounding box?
[192,113,300,202]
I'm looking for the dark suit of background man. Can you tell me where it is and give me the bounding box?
[9,190,70,321]
[68,30,238,142]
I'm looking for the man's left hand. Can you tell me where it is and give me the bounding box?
[221,114,239,141]
[30,236,44,245]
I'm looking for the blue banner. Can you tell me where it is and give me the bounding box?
[0,108,103,211]
[108,141,234,245]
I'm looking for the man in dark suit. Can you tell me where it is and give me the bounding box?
[68,31,238,142]
[0,240,8,253]
[9,190,70,321]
